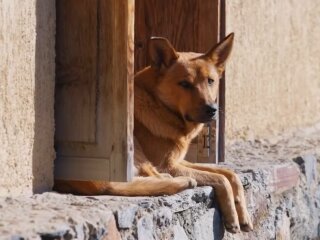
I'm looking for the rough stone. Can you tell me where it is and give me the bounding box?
[154,207,172,228]
[172,224,188,240]
[103,217,121,240]
[272,164,300,194]
[294,154,318,187]
[0,193,119,239]
[115,205,138,229]
[193,209,221,240]
[137,214,154,240]
[275,210,291,240]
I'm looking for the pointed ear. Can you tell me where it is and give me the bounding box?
[203,33,234,75]
[148,37,179,69]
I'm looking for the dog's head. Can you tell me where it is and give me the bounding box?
[149,33,234,123]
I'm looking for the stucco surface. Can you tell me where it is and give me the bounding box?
[0,0,55,196]
[225,0,320,141]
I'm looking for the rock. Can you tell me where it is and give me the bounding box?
[193,208,224,240]
[272,164,300,193]
[137,214,154,240]
[115,205,138,229]
[154,207,172,228]
[294,155,318,187]
[103,217,121,240]
[172,224,188,240]
[275,209,291,240]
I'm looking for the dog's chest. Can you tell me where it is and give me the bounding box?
[134,120,190,166]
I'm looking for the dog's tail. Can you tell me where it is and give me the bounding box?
[54,176,196,196]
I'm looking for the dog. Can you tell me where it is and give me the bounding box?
[54,33,253,233]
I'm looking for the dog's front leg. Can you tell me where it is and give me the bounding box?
[179,160,253,232]
[168,163,240,233]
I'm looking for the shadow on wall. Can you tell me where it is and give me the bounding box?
[32,0,56,193]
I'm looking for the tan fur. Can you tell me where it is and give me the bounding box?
[54,33,253,233]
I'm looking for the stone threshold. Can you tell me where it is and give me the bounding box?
[1,154,318,240]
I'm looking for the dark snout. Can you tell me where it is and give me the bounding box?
[200,103,218,123]
[204,104,218,119]
[185,103,218,123]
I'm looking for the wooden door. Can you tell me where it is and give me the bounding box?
[54,0,134,181]
[135,0,221,163]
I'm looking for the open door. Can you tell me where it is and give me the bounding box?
[54,0,134,181]
[135,0,222,163]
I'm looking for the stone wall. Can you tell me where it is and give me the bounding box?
[0,0,55,196]
[0,155,318,239]
[225,0,320,141]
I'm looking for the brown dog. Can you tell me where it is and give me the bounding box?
[54,33,253,233]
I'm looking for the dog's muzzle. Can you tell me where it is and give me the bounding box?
[205,104,217,119]
[186,103,218,123]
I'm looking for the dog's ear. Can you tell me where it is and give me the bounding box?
[149,37,179,69]
[203,33,234,75]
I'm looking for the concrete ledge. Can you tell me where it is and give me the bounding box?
[0,187,218,240]
[1,155,319,239]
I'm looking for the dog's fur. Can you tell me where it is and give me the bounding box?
[54,33,253,233]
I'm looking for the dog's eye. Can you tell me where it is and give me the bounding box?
[178,80,193,89]
[208,78,215,85]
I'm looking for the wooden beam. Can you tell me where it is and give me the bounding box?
[100,0,135,181]
[217,0,226,163]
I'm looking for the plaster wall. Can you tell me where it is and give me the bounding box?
[0,0,55,196]
[225,0,320,141]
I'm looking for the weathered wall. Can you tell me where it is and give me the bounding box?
[0,0,55,196]
[225,0,320,141]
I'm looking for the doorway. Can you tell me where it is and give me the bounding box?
[54,0,224,182]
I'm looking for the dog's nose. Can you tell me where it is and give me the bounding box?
[205,104,217,117]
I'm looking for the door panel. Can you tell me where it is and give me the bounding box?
[55,0,134,181]
[55,0,97,144]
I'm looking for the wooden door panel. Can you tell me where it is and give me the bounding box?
[55,0,134,181]
[55,0,98,143]
[135,0,219,72]
[55,0,109,160]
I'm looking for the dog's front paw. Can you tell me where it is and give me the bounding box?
[237,205,253,232]
[240,223,253,232]
[239,214,253,232]
[186,177,197,188]
[225,222,241,234]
